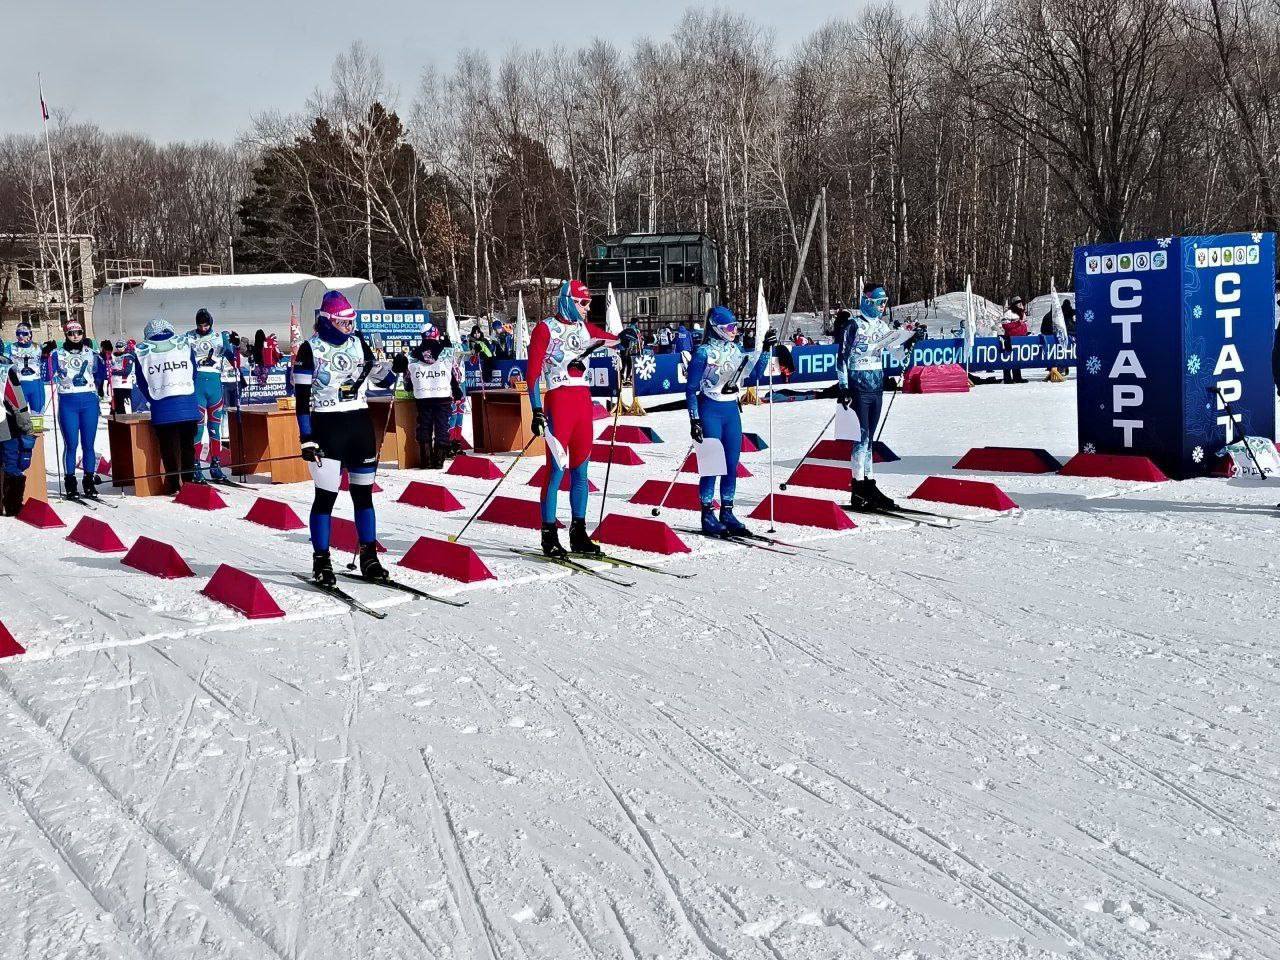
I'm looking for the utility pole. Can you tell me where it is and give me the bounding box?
[38,74,69,339]
[781,193,823,340]
[820,186,830,327]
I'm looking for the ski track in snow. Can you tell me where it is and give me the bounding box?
[2,379,1279,959]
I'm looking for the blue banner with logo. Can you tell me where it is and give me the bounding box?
[1074,233,1275,477]
[356,309,434,356]
[1181,233,1276,469]
[453,334,1076,399]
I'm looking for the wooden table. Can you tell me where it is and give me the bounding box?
[368,395,442,469]
[108,413,168,497]
[471,389,544,455]
[24,430,48,503]
[227,404,308,485]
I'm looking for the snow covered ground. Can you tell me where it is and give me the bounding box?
[2,378,1279,960]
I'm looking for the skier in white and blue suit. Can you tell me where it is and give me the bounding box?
[686,305,776,536]
[836,284,903,511]
[293,291,397,587]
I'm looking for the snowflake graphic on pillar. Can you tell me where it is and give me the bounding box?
[1253,232,1264,243]
[1083,309,1095,323]
[634,354,657,380]
[1187,354,1201,375]
[1157,237,1172,248]
[1085,355,1102,376]
[1192,446,1205,464]
[1192,305,1202,320]
[1083,442,1097,454]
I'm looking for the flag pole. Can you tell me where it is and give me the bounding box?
[38,74,70,344]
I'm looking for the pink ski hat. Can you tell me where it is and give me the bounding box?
[317,290,357,324]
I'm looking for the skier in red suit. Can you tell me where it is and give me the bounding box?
[526,279,618,557]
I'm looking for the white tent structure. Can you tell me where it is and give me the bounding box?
[321,278,384,314]
[91,273,384,343]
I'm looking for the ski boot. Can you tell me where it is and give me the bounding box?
[719,501,749,537]
[358,542,389,582]
[191,462,210,484]
[569,517,601,556]
[848,479,874,512]
[1,472,25,516]
[431,445,446,470]
[863,478,897,511]
[417,441,431,470]
[312,550,337,588]
[700,504,728,537]
[82,472,99,499]
[209,458,228,482]
[541,521,568,559]
[64,474,80,499]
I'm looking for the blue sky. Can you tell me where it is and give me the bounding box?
[12,0,916,143]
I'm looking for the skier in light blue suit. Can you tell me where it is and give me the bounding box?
[836,284,909,511]
[45,319,106,498]
[686,305,776,536]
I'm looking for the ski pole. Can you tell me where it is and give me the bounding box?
[345,407,394,571]
[119,452,302,484]
[596,364,626,526]
[1210,386,1270,478]
[766,363,776,532]
[649,442,696,517]
[779,411,836,491]
[449,435,538,544]
[875,379,898,444]
[44,353,64,498]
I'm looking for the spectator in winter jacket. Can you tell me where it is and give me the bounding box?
[132,318,200,493]
[674,323,694,356]
[1001,297,1029,384]
[654,324,674,354]
[618,319,643,381]
[469,324,496,381]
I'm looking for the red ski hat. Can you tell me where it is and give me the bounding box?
[568,279,591,305]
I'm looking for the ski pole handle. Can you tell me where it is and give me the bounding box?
[119,453,303,484]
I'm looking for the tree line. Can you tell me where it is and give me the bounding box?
[2,0,1278,324]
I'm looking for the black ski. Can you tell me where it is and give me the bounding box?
[890,503,1004,524]
[81,493,119,509]
[337,571,468,608]
[843,504,955,528]
[574,550,696,579]
[679,528,796,556]
[210,476,252,490]
[510,549,635,586]
[291,572,388,619]
[58,494,96,510]
[725,528,826,553]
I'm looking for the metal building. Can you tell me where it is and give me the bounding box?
[583,233,718,334]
